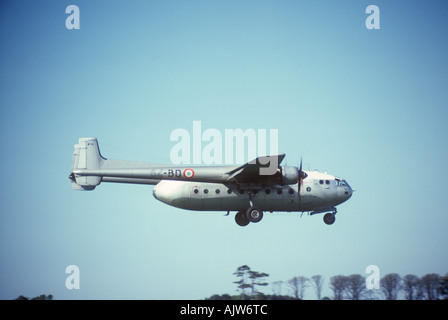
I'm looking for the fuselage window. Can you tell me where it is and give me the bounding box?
[215,189,220,194]
[193,188,199,194]
[288,188,294,195]
[204,189,209,194]
[265,189,271,195]
[319,180,324,184]
[227,189,232,194]
[306,187,311,192]
[326,180,330,185]
[277,189,282,195]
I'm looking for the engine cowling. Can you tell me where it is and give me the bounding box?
[281,166,300,185]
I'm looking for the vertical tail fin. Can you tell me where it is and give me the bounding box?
[69,137,105,190]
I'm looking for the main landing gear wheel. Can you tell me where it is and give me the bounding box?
[323,213,336,225]
[246,206,263,223]
[235,210,250,227]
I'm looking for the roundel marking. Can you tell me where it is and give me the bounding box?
[183,168,195,179]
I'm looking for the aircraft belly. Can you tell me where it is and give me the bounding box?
[185,193,248,211]
[156,181,305,212]
[187,191,300,212]
[298,194,315,211]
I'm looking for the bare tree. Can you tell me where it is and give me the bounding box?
[421,273,440,300]
[297,276,310,299]
[403,274,423,300]
[288,276,309,300]
[288,277,299,299]
[381,273,402,300]
[440,273,448,300]
[310,275,324,300]
[330,275,347,300]
[345,274,366,300]
[271,281,283,296]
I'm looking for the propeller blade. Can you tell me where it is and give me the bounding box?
[297,157,308,210]
[298,157,303,209]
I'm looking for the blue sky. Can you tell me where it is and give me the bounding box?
[1,1,447,299]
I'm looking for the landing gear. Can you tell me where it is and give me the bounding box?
[235,210,250,227]
[234,206,264,226]
[234,189,265,226]
[323,213,336,225]
[310,207,337,225]
[246,206,263,223]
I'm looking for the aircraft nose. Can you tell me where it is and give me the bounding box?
[338,179,353,203]
[346,185,353,199]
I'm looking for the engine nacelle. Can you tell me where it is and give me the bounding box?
[281,166,299,185]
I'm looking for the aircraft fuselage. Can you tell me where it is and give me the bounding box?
[153,170,352,213]
[70,137,353,226]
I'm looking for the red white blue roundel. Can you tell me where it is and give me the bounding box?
[183,168,195,179]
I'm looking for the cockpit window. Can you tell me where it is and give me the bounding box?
[335,179,350,187]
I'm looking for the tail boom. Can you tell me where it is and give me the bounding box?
[69,137,165,190]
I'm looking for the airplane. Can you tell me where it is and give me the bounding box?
[69,137,353,226]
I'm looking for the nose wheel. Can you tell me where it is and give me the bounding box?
[310,207,337,225]
[323,213,336,225]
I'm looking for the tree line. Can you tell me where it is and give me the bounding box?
[14,294,53,300]
[206,265,448,300]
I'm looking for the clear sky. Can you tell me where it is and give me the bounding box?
[1,0,447,300]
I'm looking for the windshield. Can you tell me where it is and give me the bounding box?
[336,179,350,188]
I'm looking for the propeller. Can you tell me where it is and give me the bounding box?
[298,157,307,209]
